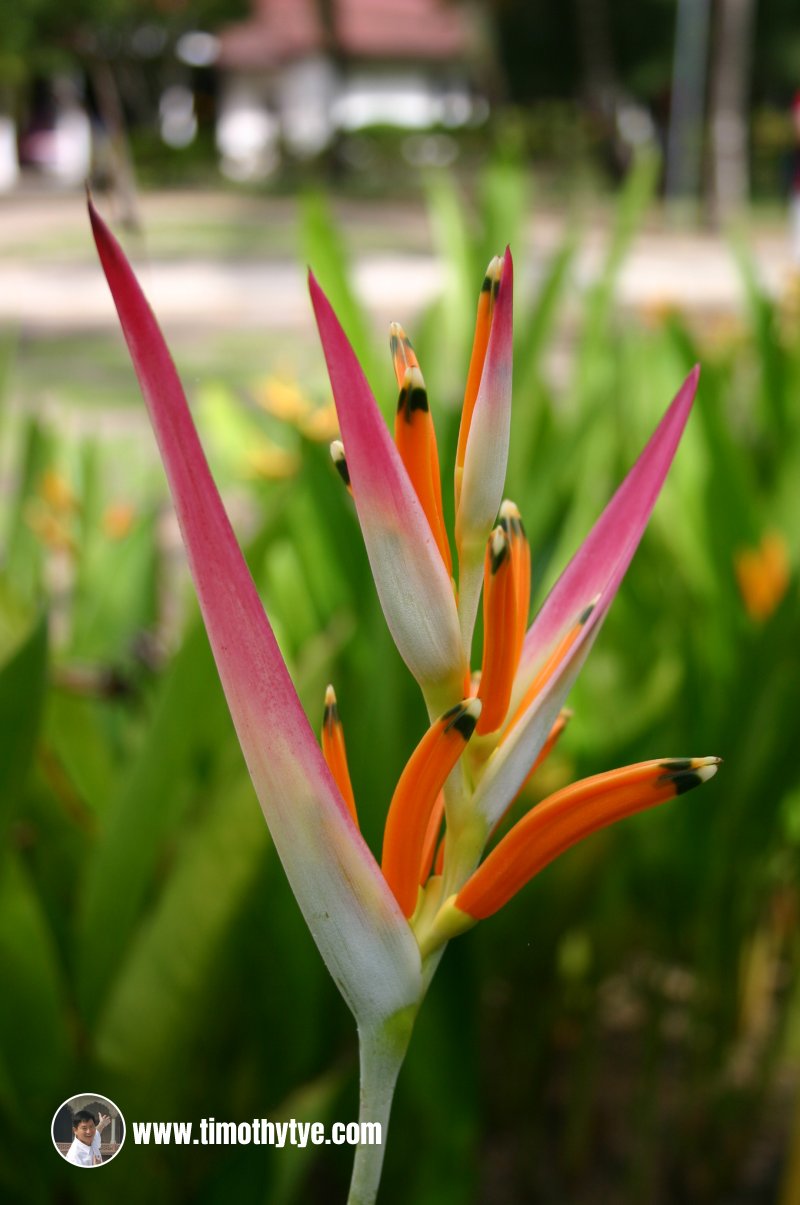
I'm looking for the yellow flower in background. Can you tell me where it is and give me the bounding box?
[245,443,301,480]
[40,468,78,514]
[255,375,313,424]
[25,469,79,552]
[102,501,136,541]
[735,531,790,622]
[300,401,340,442]
[256,374,341,442]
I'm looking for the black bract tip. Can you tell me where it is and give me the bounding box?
[398,383,428,419]
[334,458,350,487]
[441,702,479,741]
[668,770,705,795]
[656,763,706,795]
[448,708,478,741]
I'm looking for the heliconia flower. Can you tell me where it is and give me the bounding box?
[92,196,718,1205]
[311,253,718,960]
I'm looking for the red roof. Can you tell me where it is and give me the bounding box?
[218,0,473,70]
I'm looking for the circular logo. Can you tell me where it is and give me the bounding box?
[51,1093,125,1167]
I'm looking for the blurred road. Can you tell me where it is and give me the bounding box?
[0,187,792,333]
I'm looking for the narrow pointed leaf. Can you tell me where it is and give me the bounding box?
[90,200,422,1025]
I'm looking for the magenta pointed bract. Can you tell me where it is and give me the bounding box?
[310,271,466,708]
[520,367,699,677]
[90,199,422,1027]
[473,368,700,830]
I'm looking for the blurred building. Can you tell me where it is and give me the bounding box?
[17,76,92,188]
[215,0,483,179]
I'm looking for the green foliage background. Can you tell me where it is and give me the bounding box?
[1,157,800,1202]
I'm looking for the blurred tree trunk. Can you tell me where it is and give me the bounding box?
[574,0,617,109]
[665,0,711,206]
[313,0,345,180]
[573,0,630,174]
[706,0,756,225]
[80,41,140,233]
[315,0,338,53]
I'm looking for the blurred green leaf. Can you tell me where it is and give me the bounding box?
[0,585,47,823]
[269,1068,347,1205]
[478,157,531,268]
[43,689,118,816]
[731,234,789,445]
[301,192,379,394]
[0,854,70,1116]
[77,620,236,1012]
[2,417,52,603]
[71,516,158,661]
[574,149,660,408]
[94,771,267,1098]
[517,228,577,387]
[423,171,478,399]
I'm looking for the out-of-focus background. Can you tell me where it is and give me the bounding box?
[2,2,800,1203]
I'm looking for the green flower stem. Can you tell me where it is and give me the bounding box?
[347,1008,417,1205]
[440,809,488,902]
[456,538,486,658]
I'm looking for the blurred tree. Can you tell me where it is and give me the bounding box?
[707,0,757,224]
[2,0,246,217]
[665,0,711,205]
[753,0,800,102]
[573,0,617,109]
[489,0,676,107]
[482,0,798,206]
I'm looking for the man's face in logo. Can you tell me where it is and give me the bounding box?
[74,1118,97,1146]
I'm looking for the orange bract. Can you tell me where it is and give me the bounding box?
[321,685,359,827]
[456,758,720,920]
[455,257,503,509]
[476,527,519,735]
[394,364,452,574]
[499,500,531,670]
[382,699,481,916]
[418,790,445,887]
